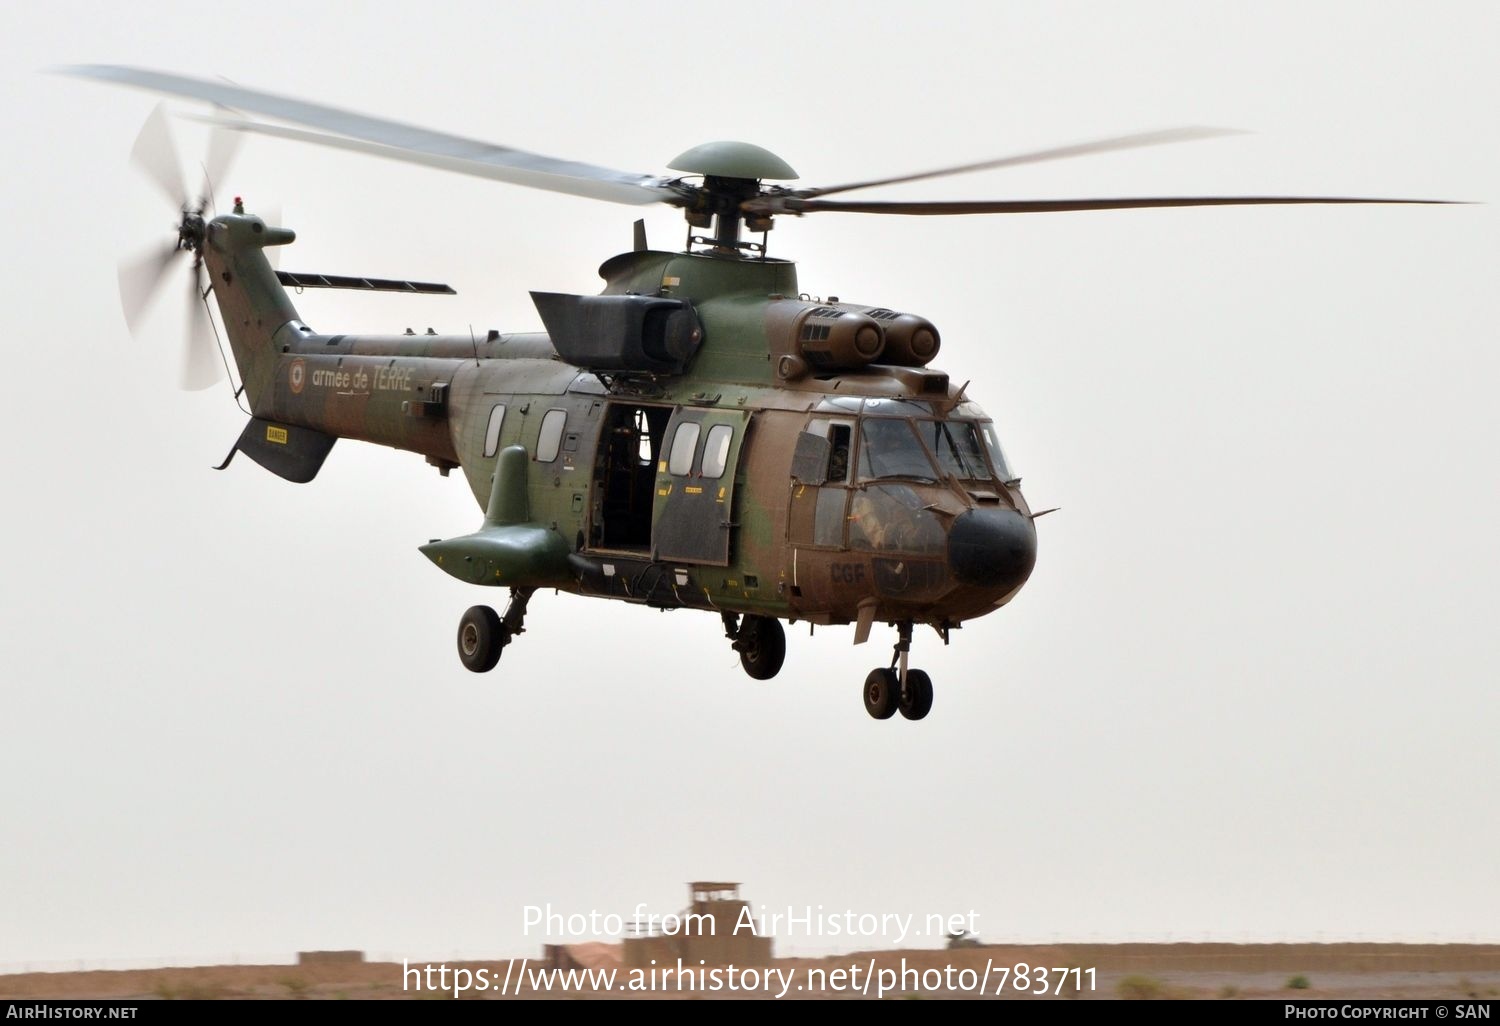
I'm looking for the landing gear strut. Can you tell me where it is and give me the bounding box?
[724,612,786,680]
[456,587,533,673]
[865,620,934,721]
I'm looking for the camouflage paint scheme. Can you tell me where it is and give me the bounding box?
[59,62,1443,702]
[203,211,1037,641]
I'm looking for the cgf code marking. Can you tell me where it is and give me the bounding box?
[831,562,865,584]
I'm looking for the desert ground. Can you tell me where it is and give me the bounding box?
[4,944,1499,1001]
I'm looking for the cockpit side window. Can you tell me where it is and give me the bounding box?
[826,423,852,484]
[857,418,938,483]
[801,417,854,485]
[979,421,1016,482]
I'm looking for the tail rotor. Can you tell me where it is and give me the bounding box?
[117,102,237,390]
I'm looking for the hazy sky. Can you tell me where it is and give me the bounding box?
[2,1,1496,969]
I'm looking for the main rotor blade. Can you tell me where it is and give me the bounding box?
[801,127,1247,199]
[192,114,674,206]
[760,195,1459,216]
[130,103,187,207]
[63,65,676,207]
[181,267,222,391]
[117,238,178,336]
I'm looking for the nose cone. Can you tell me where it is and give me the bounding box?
[948,508,1038,592]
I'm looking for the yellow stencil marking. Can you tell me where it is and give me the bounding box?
[266,425,289,445]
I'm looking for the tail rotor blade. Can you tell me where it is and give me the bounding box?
[180,267,222,391]
[117,239,178,336]
[130,102,187,208]
[200,104,244,212]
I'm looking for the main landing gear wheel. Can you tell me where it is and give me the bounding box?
[864,668,899,719]
[735,615,786,680]
[455,587,533,674]
[457,605,506,673]
[899,669,934,721]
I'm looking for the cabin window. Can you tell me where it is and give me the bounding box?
[668,422,701,476]
[536,409,567,462]
[857,418,938,482]
[701,424,733,479]
[635,410,654,463]
[483,403,506,458]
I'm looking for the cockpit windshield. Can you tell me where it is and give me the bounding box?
[954,401,1019,483]
[918,420,994,482]
[846,400,1018,486]
[857,418,938,482]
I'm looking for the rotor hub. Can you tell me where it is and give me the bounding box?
[666,142,801,254]
[667,141,798,182]
[176,210,207,255]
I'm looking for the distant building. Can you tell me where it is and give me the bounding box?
[296,950,364,966]
[623,882,774,968]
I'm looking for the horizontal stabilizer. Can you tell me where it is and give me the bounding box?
[276,271,455,295]
[216,417,337,484]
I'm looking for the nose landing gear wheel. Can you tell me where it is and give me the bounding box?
[899,669,934,721]
[457,605,507,673]
[864,667,899,719]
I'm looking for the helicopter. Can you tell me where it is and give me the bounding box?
[64,65,1448,721]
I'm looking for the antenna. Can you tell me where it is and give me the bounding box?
[468,324,480,367]
[199,161,218,215]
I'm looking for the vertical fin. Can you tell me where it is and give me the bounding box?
[484,445,532,527]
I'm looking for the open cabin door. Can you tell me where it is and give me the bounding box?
[652,407,751,565]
